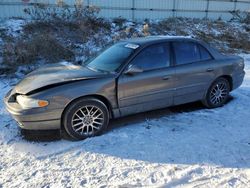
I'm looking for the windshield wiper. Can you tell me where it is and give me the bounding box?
[86,65,111,74]
[85,65,98,72]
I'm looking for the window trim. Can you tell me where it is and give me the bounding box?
[172,41,214,67]
[124,42,172,73]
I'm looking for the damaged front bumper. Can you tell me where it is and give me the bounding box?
[4,90,61,130]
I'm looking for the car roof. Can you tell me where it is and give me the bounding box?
[123,36,197,46]
[122,35,224,59]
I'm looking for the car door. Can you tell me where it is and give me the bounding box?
[117,43,175,116]
[172,41,216,105]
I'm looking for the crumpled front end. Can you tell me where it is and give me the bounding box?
[4,88,61,130]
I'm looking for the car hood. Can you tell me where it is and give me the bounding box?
[14,62,108,95]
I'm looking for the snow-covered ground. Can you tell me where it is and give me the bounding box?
[0,55,249,187]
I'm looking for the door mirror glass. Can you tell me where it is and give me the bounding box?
[124,65,143,75]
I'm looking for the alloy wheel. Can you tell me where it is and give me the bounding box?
[71,105,104,136]
[209,81,229,105]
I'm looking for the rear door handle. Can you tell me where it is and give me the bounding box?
[162,76,172,80]
[206,68,214,72]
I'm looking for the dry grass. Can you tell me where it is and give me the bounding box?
[3,34,74,69]
[1,5,111,73]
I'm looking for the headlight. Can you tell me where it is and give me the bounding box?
[16,95,49,109]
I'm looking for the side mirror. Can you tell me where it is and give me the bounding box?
[124,65,143,75]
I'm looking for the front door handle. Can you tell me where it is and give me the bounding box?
[206,68,214,72]
[162,76,172,80]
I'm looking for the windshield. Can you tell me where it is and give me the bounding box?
[86,42,137,73]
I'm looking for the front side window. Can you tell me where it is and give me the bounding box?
[130,43,170,71]
[173,42,200,65]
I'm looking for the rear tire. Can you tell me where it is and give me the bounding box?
[203,78,230,108]
[63,98,109,140]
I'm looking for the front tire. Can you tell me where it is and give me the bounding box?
[203,78,230,108]
[63,98,109,140]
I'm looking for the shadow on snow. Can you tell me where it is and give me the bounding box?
[12,95,250,169]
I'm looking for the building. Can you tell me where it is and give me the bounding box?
[0,0,250,20]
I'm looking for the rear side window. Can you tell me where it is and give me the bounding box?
[173,42,200,65]
[199,45,212,61]
[130,43,170,71]
[173,42,213,65]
